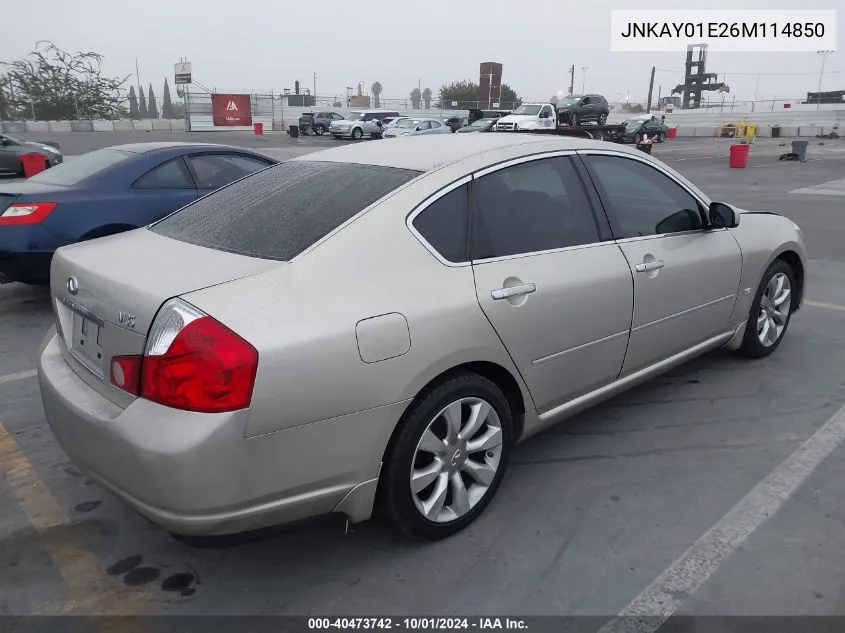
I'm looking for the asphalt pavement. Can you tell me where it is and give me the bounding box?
[2,132,845,624]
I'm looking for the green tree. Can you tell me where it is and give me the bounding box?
[128,85,140,118]
[410,87,421,109]
[1,41,129,120]
[422,87,432,109]
[500,84,521,108]
[0,78,10,119]
[147,83,159,118]
[161,79,175,118]
[439,80,478,109]
[138,85,148,118]
[371,81,382,108]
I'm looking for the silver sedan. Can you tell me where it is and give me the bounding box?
[38,135,806,541]
[383,117,452,138]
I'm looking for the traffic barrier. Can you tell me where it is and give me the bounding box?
[171,119,186,131]
[70,121,94,132]
[1,121,26,133]
[780,126,799,137]
[694,127,717,137]
[132,120,153,131]
[676,126,696,137]
[797,126,823,137]
[24,120,50,132]
[667,127,677,139]
[755,126,772,138]
[254,122,264,135]
[112,120,134,131]
[92,119,115,132]
[729,143,750,168]
[20,153,47,177]
[151,119,172,131]
[48,121,72,132]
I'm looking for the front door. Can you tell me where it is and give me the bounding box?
[470,154,634,412]
[581,153,743,376]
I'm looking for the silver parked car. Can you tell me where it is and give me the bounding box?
[383,117,452,138]
[329,109,401,140]
[38,135,806,541]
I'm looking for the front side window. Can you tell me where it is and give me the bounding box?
[584,155,704,238]
[472,156,600,259]
[412,184,469,263]
[188,153,271,189]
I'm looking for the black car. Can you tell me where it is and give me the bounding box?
[0,133,64,176]
[298,110,346,135]
[442,116,466,132]
[457,118,498,133]
[555,94,610,126]
[623,115,669,143]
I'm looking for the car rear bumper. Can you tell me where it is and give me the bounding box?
[0,224,65,284]
[38,333,407,535]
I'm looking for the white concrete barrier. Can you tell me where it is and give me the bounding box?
[70,121,94,132]
[755,126,772,137]
[676,126,697,137]
[798,126,823,137]
[694,127,717,137]
[93,119,115,132]
[151,119,172,131]
[48,121,72,132]
[780,126,799,137]
[170,119,186,131]
[112,120,134,131]
[25,120,50,132]
[132,120,153,131]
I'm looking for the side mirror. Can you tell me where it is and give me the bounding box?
[655,208,703,234]
[708,202,740,228]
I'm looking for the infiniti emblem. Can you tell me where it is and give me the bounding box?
[66,276,79,295]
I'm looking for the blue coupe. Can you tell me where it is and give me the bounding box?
[0,142,278,284]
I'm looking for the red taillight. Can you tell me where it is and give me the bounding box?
[109,299,258,413]
[0,202,57,225]
[110,355,142,396]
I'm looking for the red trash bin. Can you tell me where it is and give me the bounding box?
[729,143,750,168]
[20,153,47,178]
[254,122,264,135]
[667,127,678,140]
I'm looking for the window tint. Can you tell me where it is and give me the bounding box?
[472,156,600,259]
[26,149,133,186]
[188,153,271,189]
[418,121,431,130]
[133,158,194,189]
[585,155,703,238]
[431,121,442,128]
[332,113,344,120]
[412,184,468,263]
[151,161,420,261]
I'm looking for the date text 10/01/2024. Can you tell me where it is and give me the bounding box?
[620,22,826,39]
[307,617,528,630]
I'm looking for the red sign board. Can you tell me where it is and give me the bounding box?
[211,94,252,126]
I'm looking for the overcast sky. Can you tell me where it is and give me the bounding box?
[2,0,842,105]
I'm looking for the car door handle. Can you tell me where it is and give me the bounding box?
[635,260,665,273]
[491,283,537,300]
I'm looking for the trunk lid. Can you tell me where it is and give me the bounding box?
[50,228,284,407]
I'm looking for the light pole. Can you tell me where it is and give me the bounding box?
[581,66,589,94]
[816,50,834,110]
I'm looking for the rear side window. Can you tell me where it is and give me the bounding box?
[26,149,133,186]
[412,184,469,263]
[150,161,420,261]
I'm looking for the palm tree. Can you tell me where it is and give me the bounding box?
[371,81,382,108]
[422,87,432,109]
[410,88,422,109]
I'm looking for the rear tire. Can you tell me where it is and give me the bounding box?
[380,372,514,541]
[315,124,325,135]
[656,132,666,143]
[569,112,579,126]
[737,260,795,359]
[352,127,364,140]
[598,112,608,125]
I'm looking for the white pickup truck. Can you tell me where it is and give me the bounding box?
[493,103,558,132]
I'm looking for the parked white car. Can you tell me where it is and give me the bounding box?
[383,118,452,138]
[329,110,401,140]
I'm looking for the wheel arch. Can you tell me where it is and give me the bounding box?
[774,249,805,311]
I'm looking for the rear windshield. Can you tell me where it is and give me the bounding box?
[26,148,134,186]
[150,161,421,261]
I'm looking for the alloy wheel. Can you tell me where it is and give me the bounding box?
[757,272,791,347]
[410,397,504,523]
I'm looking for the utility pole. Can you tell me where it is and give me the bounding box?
[646,65,656,113]
[568,65,575,95]
[313,72,317,105]
[816,50,834,110]
[581,67,589,94]
[135,58,141,100]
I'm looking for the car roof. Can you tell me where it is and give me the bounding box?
[290,133,643,172]
[105,142,254,154]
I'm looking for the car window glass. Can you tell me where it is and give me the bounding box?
[25,148,133,186]
[133,158,194,189]
[332,113,344,119]
[582,97,590,105]
[431,121,441,128]
[412,184,468,263]
[418,121,431,130]
[188,153,270,189]
[585,155,703,238]
[472,156,600,259]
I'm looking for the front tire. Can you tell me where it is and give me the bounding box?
[315,124,326,135]
[380,372,514,540]
[569,112,579,126]
[737,260,795,358]
[352,127,364,140]
[598,112,608,125]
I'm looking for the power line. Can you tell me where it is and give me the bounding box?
[654,67,845,76]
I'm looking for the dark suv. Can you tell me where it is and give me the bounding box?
[298,111,346,135]
[555,94,610,126]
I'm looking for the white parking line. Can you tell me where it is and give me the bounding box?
[597,401,845,633]
[0,369,37,385]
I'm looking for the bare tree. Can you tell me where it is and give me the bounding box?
[1,40,129,120]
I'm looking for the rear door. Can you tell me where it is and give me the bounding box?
[580,151,742,376]
[186,153,274,197]
[470,153,634,413]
